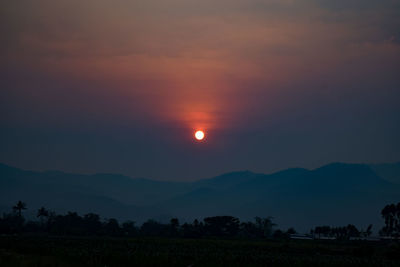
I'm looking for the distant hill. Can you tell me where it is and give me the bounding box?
[1,162,399,232]
[369,162,400,184]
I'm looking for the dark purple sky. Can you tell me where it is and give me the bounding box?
[1,0,400,180]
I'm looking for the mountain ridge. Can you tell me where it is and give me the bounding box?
[1,162,400,232]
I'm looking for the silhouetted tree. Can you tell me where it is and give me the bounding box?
[360,224,373,238]
[37,207,49,226]
[272,228,296,239]
[122,221,137,236]
[170,218,180,236]
[380,202,400,237]
[0,199,383,241]
[254,217,276,237]
[104,218,121,236]
[366,224,373,237]
[239,222,263,238]
[346,224,360,238]
[181,219,204,238]
[141,219,170,236]
[83,213,102,235]
[287,227,297,235]
[204,216,240,236]
[13,201,26,218]
[312,225,361,240]
[314,226,331,238]
[273,229,286,239]
[192,219,204,236]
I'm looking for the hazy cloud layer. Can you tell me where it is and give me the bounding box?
[1,0,399,179]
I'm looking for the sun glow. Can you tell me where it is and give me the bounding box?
[195,130,205,141]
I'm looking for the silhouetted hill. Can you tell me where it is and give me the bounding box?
[370,162,400,184]
[157,163,400,230]
[0,163,165,221]
[0,163,190,207]
[193,171,264,189]
[1,162,400,231]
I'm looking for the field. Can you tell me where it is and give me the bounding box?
[1,236,400,267]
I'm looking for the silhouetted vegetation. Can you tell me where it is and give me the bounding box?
[310,224,372,240]
[1,201,400,266]
[0,202,282,239]
[1,201,400,240]
[380,202,400,237]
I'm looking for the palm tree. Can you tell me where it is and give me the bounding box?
[37,207,49,224]
[13,201,27,217]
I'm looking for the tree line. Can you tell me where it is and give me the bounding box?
[1,202,285,238]
[310,224,372,239]
[1,201,400,239]
[308,202,400,239]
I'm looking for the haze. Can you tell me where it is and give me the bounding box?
[1,0,399,180]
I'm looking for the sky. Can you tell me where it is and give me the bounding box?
[1,0,400,180]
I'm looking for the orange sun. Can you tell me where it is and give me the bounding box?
[194,130,205,141]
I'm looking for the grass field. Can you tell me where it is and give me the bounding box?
[1,236,400,267]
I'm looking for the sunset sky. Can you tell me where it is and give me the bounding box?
[1,0,399,180]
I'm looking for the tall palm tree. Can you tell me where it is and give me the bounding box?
[13,201,27,217]
[37,207,49,224]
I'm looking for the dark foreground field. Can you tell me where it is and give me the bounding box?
[1,236,400,267]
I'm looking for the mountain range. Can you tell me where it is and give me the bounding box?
[1,162,400,233]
